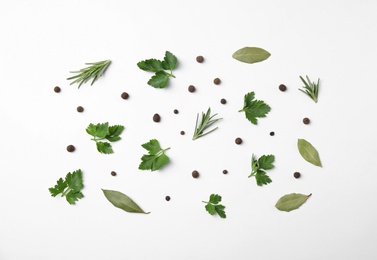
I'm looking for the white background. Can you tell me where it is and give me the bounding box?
[1,0,377,259]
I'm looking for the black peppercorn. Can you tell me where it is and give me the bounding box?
[220,98,227,104]
[54,86,61,93]
[222,170,228,174]
[165,196,171,201]
[66,145,75,152]
[279,84,287,92]
[121,92,129,99]
[111,171,117,176]
[77,106,84,113]
[196,56,204,63]
[294,172,301,178]
[303,117,310,124]
[173,109,179,114]
[270,131,275,136]
[192,170,199,178]
[235,137,242,145]
[188,85,196,93]
[153,113,161,122]
[213,78,221,85]
[180,131,185,135]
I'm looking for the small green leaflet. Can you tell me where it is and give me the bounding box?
[139,139,170,171]
[202,194,226,219]
[102,189,150,214]
[137,51,177,88]
[67,60,111,88]
[232,47,270,64]
[297,139,322,167]
[48,169,84,205]
[249,154,275,186]
[275,193,312,212]
[239,92,271,125]
[86,122,124,154]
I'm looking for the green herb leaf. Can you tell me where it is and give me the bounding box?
[48,169,84,205]
[232,47,270,64]
[137,59,164,72]
[148,71,169,88]
[249,154,275,186]
[297,139,322,167]
[275,193,312,212]
[299,75,320,103]
[67,60,111,88]
[137,51,177,89]
[239,92,271,125]
[203,194,226,219]
[139,139,170,171]
[102,189,150,214]
[86,122,124,154]
[192,107,222,140]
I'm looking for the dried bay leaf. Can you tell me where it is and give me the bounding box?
[232,47,271,64]
[275,193,312,212]
[297,139,322,167]
[102,189,150,214]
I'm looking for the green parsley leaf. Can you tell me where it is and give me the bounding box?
[137,51,177,89]
[249,154,275,186]
[137,59,164,72]
[86,122,124,154]
[203,194,226,219]
[147,71,169,88]
[48,169,84,205]
[239,91,271,125]
[139,139,170,171]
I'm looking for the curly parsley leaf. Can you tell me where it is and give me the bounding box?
[48,169,84,205]
[137,51,177,89]
[86,122,124,154]
[203,194,226,219]
[249,154,275,186]
[139,139,170,171]
[239,91,271,125]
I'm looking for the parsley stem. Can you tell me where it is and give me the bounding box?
[61,188,71,197]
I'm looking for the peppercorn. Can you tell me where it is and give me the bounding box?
[77,106,84,113]
[220,98,227,104]
[294,172,301,178]
[279,84,287,92]
[222,170,228,174]
[188,85,196,93]
[303,117,310,124]
[111,171,117,176]
[213,78,221,85]
[180,131,185,135]
[173,109,179,114]
[192,170,199,178]
[165,196,171,201]
[196,56,204,63]
[66,145,75,152]
[121,92,129,99]
[235,137,242,145]
[54,86,61,93]
[153,113,161,122]
[270,131,275,136]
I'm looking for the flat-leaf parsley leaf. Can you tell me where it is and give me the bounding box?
[239,91,271,125]
[202,194,226,218]
[249,154,275,186]
[49,169,84,205]
[139,139,170,171]
[86,122,124,154]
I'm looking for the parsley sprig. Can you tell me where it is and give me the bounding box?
[139,139,170,171]
[86,122,124,154]
[239,91,271,125]
[67,60,111,88]
[202,194,226,218]
[299,75,320,103]
[249,154,275,186]
[137,51,177,88]
[192,107,222,140]
[49,169,84,205]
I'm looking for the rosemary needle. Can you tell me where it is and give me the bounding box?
[299,75,320,103]
[192,107,222,140]
[67,60,111,88]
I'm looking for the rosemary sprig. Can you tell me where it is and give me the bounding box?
[192,107,222,140]
[299,75,320,103]
[67,60,111,88]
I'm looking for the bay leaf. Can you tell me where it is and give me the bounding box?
[102,189,150,214]
[275,193,312,212]
[232,47,271,64]
[297,139,322,167]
